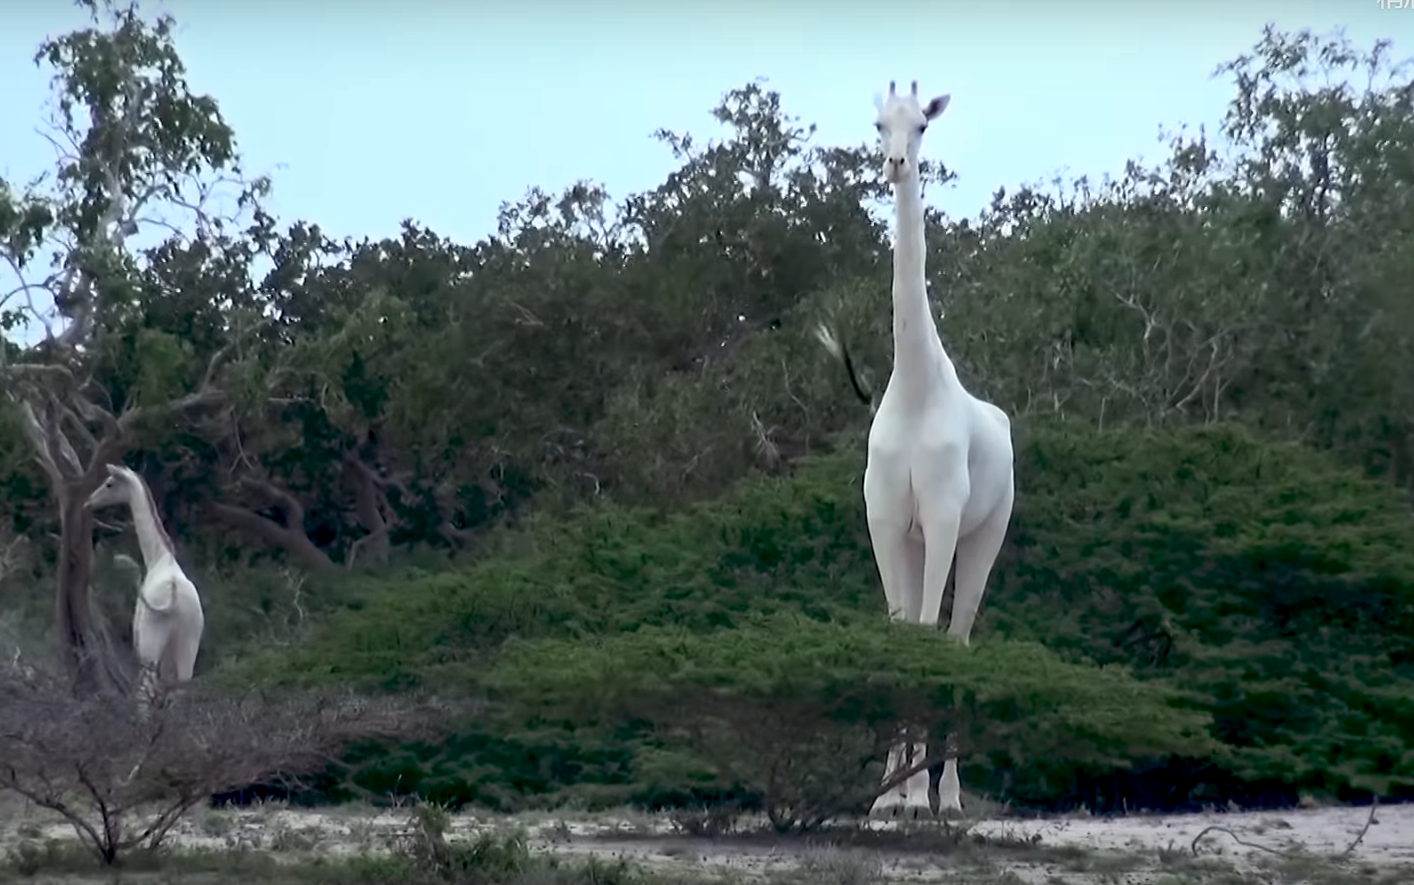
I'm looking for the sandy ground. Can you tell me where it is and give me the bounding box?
[1,795,1410,882]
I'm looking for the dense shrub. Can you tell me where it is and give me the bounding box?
[232,451,878,690]
[486,616,1212,830]
[996,420,1414,801]
[225,419,1414,812]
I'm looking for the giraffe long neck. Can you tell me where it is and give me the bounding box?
[127,478,174,570]
[889,170,954,399]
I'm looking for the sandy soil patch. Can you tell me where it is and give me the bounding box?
[2,794,1409,883]
[964,802,1407,858]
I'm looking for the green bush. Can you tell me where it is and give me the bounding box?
[226,418,1414,810]
[998,420,1414,798]
[232,452,877,690]
[486,616,1213,830]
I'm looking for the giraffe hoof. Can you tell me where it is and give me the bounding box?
[868,796,909,821]
[900,803,933,822]
[870,799,934,822]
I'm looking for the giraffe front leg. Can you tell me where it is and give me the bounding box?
[868,733,934,821]
[938,495,1014,817]
[938,755,964,815]
[901,736,933,820]
[864,517,923,623]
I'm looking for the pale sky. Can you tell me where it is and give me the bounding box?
[3,1,1414,339]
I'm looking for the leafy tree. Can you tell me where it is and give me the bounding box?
[0,0,274,687]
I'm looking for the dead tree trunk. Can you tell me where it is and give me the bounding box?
[14,392,121,693]
[343,454,391,569]
[54,482,101,691]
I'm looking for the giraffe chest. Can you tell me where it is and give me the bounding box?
[865,405,974,538]
[866,420,966,473]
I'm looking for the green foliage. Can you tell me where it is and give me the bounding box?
[343,818,659,885]
[95,327,198,408]
[487,617,1212,830]
[8,15,1414,570]
[0,404,45,537]
[998,420,1414,797]
[227,416,1414,811]
[235,452,876,689]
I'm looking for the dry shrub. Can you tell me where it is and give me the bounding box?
[0,649,449,865]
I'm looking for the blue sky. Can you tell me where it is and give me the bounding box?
[3,1,1414,338]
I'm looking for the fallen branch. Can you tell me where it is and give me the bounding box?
[1190,796,1379,859]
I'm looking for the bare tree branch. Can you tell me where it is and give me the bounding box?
[0,651,453,865]
[207,475,333,572]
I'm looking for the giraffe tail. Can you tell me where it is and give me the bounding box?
[814,321,874,409]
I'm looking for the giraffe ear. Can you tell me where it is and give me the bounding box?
[922,94,951,121]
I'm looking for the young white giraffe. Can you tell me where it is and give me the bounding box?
[85,463,205,712]
[865,81,1015,819]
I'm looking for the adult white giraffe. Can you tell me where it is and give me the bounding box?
[85,463,205,711]
[864,81,1016,819]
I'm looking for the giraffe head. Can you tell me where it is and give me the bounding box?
[873,80,951,185]
[85,463,142,511]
